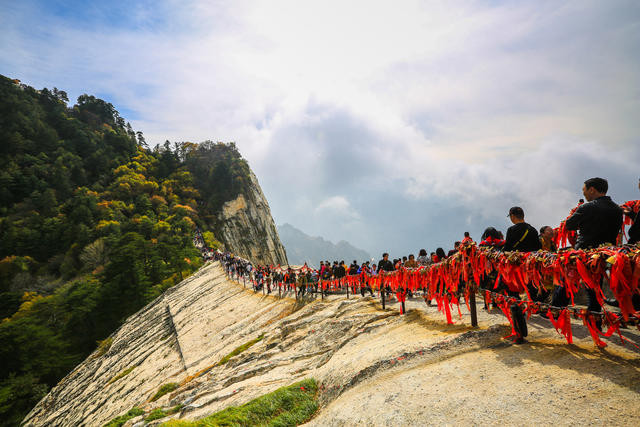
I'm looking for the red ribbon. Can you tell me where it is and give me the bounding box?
[547,308,573,344]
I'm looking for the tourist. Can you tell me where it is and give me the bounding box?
[562,177,623,317]
[503,206,541,252]
[565,178,622,250]
[479,227,504,247]
[417,249,430,266]
[535,226,557,305]
[349,260,359,275]
[378,253,394,296]
[404,254,418,268]
[539,226,557,252]
[447,241,461,257]
[503,206,541,344]
[461,231,473,244]
[623,178,640,245]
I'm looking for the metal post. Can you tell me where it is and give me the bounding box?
[346,279,349,299]
[381,275,386,309]
[401,286,406,315]
[470,283,478,327]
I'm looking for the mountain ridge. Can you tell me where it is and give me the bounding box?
[278,223,371,267]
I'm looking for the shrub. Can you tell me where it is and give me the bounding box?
[150,382,179,402]
[145,408,167,421]
[103,407,144,427]
[107,366,135,385]
[159,379,318,427]
[95,337,113,357]
[217,334,264,366]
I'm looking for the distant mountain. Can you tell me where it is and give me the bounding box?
[278,223,371,268]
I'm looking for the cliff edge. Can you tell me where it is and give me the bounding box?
[215,170,288,266]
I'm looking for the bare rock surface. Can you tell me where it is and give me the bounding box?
[215,170,288,265]
[24,262,640,426]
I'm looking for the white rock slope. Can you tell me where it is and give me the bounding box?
[24,262,640,426]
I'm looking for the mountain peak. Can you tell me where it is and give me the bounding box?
[277,224,371,267]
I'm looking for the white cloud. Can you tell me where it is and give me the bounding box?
[315,196,361,221]
[2,0,639,254]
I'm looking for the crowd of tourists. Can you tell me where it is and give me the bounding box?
[198,177,640,344]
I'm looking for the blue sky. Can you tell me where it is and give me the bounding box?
[2,0,640,257]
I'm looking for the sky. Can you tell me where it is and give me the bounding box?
[2,0,640,258]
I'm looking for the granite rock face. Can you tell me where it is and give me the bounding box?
[23,262,640,426]
[215,170,288,266]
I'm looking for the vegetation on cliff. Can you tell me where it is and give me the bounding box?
[0,75,253,424]
[161,379,318,427]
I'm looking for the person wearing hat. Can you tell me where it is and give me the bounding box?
[503,206,541,344]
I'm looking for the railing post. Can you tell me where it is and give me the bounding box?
[470,281,478,327]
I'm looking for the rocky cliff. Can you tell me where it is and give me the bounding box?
[24,262,640,426]
[215,170,288,266]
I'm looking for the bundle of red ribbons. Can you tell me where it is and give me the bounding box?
[280,242,640,348]
[238,200,640,348]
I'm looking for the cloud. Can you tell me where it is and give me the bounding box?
[2,0,640,256]
[315,196,361,221]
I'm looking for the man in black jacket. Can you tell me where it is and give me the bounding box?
[349,260,359,275]
[335,261,346,289]
[565,177,623,250]
[377,253,394,272]
[503,206,542,252]
[503,206,541,343]
[378,253,394,296]
[564,177,622,314]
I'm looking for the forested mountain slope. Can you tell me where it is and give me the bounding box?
[0,75,285,425]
